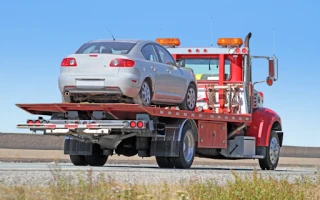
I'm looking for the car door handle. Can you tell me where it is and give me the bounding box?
[166,69,172,73]
[151,66,156,71]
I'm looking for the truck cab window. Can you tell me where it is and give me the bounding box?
[182,58,231,81]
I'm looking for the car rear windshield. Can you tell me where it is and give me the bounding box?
[75,41,136,54]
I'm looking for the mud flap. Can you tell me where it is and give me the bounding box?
[150,140,180,157]
[64,139,93,156]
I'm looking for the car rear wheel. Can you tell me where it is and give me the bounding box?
[133,80,152,106]
[179,84,197,111]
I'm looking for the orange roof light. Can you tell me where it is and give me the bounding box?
[156,38,181,47]
[217,38,243,47]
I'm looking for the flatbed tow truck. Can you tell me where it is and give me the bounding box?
[16,32,283,170]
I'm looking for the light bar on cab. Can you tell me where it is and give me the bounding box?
[217,38,243,47]
[156,38,180,47]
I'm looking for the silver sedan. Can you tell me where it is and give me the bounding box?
[58,39,197,111]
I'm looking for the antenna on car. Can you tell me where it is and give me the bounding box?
[107,27,116,41]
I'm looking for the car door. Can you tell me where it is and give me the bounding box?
[141,44,168,100]
[154,44,186,100]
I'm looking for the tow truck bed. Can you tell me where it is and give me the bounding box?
[16,103,252,123]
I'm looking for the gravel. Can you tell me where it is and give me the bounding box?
[0,163,318,187]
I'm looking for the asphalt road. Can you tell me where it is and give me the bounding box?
[0,162,318,186]
[0,162,317,172]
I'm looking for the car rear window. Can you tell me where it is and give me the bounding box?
[75,41,136,54]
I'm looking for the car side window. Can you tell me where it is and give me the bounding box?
[154,44,175,66]
[141,44,159,62]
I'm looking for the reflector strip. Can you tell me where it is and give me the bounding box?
[65,124,78,129]
[45,124,56,129]
[87,124,98,129]
[83,129,110,134]
[17,121,146,130]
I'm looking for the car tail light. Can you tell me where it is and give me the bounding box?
[110,58,135,67]
[61,58,77,67]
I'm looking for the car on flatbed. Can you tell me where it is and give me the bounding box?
[59,39,197,111]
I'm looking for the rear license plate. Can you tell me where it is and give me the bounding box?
[76,80,104,88]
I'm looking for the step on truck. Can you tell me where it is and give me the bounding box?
[16,32,283,170]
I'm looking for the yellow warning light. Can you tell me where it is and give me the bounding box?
[217,38,243,47]
[156,38,181,47]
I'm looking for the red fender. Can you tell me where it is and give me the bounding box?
[246,107,282,146]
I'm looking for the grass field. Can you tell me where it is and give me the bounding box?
[0,164,319,200]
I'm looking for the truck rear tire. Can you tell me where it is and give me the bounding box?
[155,157,174,168]
[170,124,196,169]
[259,130,280,170]
[85,155,108,167]
[69,155,88,166]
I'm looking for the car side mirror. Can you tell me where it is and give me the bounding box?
[176,59,184,67]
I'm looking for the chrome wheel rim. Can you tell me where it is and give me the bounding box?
[142,82,151,104]
[183,130,195,162]
[187,87,196,109]
[269,137,280,164]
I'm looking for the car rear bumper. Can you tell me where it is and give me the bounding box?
[58,74,141,98]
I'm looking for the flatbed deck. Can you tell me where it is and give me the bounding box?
[16,103,252,123]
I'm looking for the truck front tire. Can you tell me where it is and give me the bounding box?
[259,130,280,170]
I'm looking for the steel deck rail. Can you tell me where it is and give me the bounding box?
[16,103,252,123]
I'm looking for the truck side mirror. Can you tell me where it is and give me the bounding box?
[266,76,273,86]
[268,59,275,78]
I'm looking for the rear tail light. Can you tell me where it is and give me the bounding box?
[137,121,144,128]
[130,121,136,128]
[61,58,77,67]
[35,120,41,124]
[110,58,135,67]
